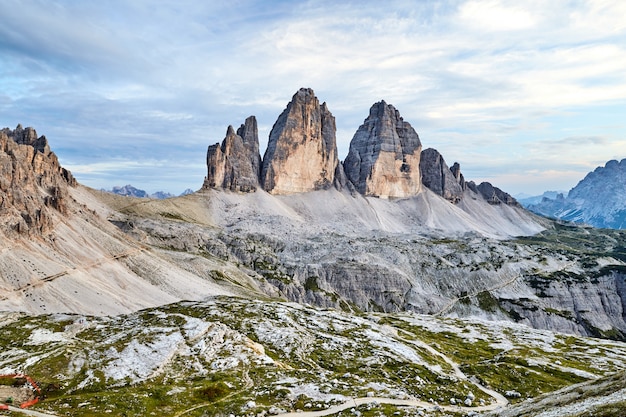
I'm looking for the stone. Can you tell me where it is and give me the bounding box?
[477,182,519,206]
[419,148,464,203]
[0,125,75,236]
[260,88,339,194]
[205,116,261,193]
[343,100,422,198]
[450,162,466,191]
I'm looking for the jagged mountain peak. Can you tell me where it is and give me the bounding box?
[343,100,422,198]
[527,158,626,229]
[260,87,340,194]
[0,125,75,236]
[420,148,464,203]
[204,115,261,193]
[203,88,522,212]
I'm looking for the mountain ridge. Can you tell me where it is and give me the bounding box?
[527,158,626,229]
[204,88,520,209]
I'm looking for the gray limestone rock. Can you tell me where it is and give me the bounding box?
[205,116,261,193]
[3,124,51,154]
[260,88,339,194]
[450,162,466,191]
[344,101,422,198]
[477,182,519,206]
[236,116,262,182]
[419,148,464,203]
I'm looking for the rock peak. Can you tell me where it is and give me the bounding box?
[260,88,341,194]
[0,125,76,236]
[204,116,261,193]
[343,101,422,198]
[419,148,464,203]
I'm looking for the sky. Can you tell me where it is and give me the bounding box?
[1,0,625,196]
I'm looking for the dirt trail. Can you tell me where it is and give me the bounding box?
[435,272,521,316]
[7,406,58,417]
[0,248,143,301]
[279,326,508,417]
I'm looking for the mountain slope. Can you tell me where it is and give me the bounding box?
[528,159,626,229]
[0,185,271,315]
[0,126,269,315]
[99,186,626,341]
[3,119,626,343]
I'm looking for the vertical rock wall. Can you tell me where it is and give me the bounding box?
[260,88,340,194]
[343,101,422,198]
[205,116,261,193]
[0,125,75,236]
[419,148,464,203]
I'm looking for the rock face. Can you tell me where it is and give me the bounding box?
[476,182,519,206]
[260,88,339,194]
[205,116,261,193]
[0,125,76,236]
[344,101,422,198]
[419,148,464,203]
[527,159,626,229]
[450,162,466,191]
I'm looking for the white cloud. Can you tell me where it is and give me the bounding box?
[458,0,537,31]
[1,0,625,195]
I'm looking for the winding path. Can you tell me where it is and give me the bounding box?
[278,327,508,417]
[7,405,58,417]
[435,271,522,316]
[0,248,142,301]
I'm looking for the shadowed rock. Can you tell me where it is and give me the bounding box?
[205,116,261,193]
[420,148,464,203]
[477,182,519,206]
[344,101,422,198]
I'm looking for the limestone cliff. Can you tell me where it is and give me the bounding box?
[0,125,76,236]
[260,88,340,194]
[344,101,422,198]
[205,116,261,193]
[476,181,519,206]
[419,148,464,203]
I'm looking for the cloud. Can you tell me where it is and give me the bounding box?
[458,0,537,31]
[0,0,625,196]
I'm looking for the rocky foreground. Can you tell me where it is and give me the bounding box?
[2,297,626,417]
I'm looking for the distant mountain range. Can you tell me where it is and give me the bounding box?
[522,159,626,229]
[103,184,194,199]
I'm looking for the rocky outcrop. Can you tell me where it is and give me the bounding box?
[344,101,422,198]
[450,162,466,191]
[419,148,464,203]
[260,88,340,194]
[477,182,519,206]
[205,116,261,193]
[0,125,76,236]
